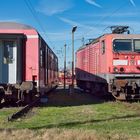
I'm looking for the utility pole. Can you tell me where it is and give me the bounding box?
[71,26,77,91]
[64,44,66,89]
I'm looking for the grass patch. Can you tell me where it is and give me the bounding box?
[0,128,138,140]
[0,108,19,123]
[0,102,140,139]
[0,88,140,140]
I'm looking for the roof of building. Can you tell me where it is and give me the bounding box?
[0,22,34,29]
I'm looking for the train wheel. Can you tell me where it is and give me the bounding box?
[0,87,5,104]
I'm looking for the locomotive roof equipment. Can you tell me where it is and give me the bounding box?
[110,26,130,34]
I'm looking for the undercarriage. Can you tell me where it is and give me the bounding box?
[0,81,38,105]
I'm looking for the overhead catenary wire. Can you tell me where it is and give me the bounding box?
[58,1,131,69]
[60,1,130,53]
[80,1,132,42]
[24,0,56,50]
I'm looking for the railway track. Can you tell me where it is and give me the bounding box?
[8,97,40,121]
[8,86,57,121]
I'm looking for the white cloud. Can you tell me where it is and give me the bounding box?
[40,18,101,43]
[58,17,102,42]
[91,20,140,34]
[129,0,136,7]
[77,12,139,18]
[98,20,139,27]
[37,0,74,16]
[59,17,97,30]
[0,19,21,22]
[40,30,72,43]
[76,20,140,40]
[85,0,102,8]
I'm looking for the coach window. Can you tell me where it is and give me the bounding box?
[3,41,14,64]
[40,47,45,68]
[134,39,140,52]
[40,49,43,67]
[101,40,105,54]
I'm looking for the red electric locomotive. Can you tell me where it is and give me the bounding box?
[0,22,58,104]
[76,26,140,100]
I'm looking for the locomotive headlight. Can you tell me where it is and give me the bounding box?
[120,67,125,72]
[113,67,119,72]
[124,55,128,59]
[131,55,135,59]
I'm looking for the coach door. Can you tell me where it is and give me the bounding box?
[0,40,17,83]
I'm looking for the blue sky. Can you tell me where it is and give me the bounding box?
[0,0,140,69]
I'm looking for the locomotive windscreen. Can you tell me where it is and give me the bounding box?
[134,39,140,52]
[113,39,132,52]
[113,39,140,52]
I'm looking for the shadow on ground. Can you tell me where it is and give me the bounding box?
[31,113,140,129]
[40,86,114,107]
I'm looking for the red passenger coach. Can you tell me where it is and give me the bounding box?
[0,22,58,104]
[76,26,140,100]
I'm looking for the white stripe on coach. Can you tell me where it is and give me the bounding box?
[27,35,38,39]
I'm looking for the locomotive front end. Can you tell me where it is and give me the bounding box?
[110,35,140,100]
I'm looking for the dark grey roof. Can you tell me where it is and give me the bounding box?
[0,22,34,29]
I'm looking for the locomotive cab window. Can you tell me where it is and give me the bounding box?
[134,39,140,52]
[101,40,105,54]
[40,47,45,68]
[113,39,132,52]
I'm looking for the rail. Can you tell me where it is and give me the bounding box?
[8,86,57,121]
[8,97,40,121]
